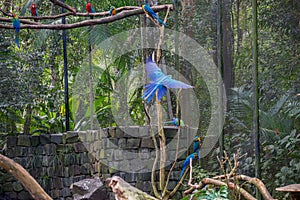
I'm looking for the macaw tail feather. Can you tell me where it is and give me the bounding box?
[142,83,167,103]
[157,18,168,27]
[90,16,94,29]
[15,34,20,48]
[179,169,185,181]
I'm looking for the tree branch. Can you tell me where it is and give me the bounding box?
[235,175,277,200]
[183,150,277,200]
[0,154,52,200]
[0,5,173,30]
[49,0,76,13]
[17,6,141,20]
[0,16,39,25]
[184,178,256,200]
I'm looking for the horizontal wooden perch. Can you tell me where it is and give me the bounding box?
[0,4,173,30]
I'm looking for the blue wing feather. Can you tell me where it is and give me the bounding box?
[143,57,193,103]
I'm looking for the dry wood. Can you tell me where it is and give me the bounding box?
[0,154,52,200]
[0,5,173,30]
[183,150,277,200]
[106,176,158,200]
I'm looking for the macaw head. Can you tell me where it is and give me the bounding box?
[86,2,92,10]
[193,135,201,142]
[13,13,17,18]
[30,3,36,10]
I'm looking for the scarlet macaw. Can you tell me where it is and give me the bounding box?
[86,2,95,29]
[12,14,20,48]
[30,3,38,22]
[86,2,95,14]
[141,2,167,27]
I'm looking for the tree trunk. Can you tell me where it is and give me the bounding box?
[222,0,234,98]
[23,104,33,135]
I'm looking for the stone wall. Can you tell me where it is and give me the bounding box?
[0,126,197,199]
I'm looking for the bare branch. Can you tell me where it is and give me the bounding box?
[0,5,173,30]
[235,175,277,200]
[17,6,141,20]
[184,178,256,200]
[0,17,38,25]
[49,0,76,13]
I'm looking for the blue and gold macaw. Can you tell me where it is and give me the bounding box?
[179,152,197,180]
[193,135,201,163]
[109,6,116,16]
[141,2,168,27]
[164,117,185,126]
[12,13,20,48]
[142,57,193,103]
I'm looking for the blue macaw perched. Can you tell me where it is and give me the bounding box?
[193,136,201,163]
[164,117,185,126]
[179,152,197,180]
[12,13,20,48]
[141,2,168,27]
[142,57,193,103]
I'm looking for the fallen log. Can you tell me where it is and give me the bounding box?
[106,176,158,200]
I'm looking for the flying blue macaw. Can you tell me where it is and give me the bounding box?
[30,3,38,22]
[179,152,197,180]
[141,2,168,27]
[164,117,185,126]
[12,14,20,48]
[109,6,116,16]
[193,135,201,163]
[142,57,193,103]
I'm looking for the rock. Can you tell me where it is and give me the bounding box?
[17,135,31,147]
[71,177,108,200]
[50,134,63,144]
[6,136,17,147]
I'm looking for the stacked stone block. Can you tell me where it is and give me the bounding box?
[0,126,197,199]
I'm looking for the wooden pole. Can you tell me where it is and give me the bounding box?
[251,0,261,199]
[217,0,224,159]
[62,0,70,131]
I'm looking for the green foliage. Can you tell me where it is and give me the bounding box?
[181,185,229,200]
[226,86,300,199]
